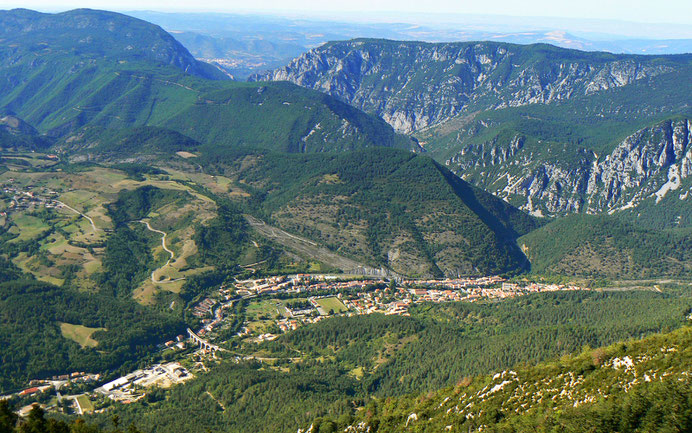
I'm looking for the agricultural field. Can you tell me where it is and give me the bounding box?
[0,152,60,170]
[7,214,50,242]
[1,157,227,298]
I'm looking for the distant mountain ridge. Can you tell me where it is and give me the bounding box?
[255,38,692,223]
[254,38,691,133]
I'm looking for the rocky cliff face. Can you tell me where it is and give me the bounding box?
[254,39,678,133]
[446,119,692,220]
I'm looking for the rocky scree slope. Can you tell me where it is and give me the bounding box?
[254,39,687,133]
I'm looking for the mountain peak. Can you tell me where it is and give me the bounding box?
[0,8,228,80]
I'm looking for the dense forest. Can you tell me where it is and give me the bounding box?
[520,214,692,278]
[0,258,186,392]
[193,203,249,269]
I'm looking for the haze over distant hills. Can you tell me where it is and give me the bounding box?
[125,11,692,78]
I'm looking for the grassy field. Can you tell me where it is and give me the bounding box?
[243,299,289,335]
[8,214,49,242]
[246,299,287,321]
[59,322,106,348]
[315,297,348,315]
[12,252,65,286]
[75,394,95,413]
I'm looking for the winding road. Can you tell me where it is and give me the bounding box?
[139,220,185,284]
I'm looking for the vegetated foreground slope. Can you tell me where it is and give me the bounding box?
[328,323,692,433]
[88,289,692,433]
[519,214,692,278]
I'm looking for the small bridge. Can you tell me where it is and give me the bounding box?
[187,328,221,354]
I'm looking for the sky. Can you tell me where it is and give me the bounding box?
[2,0,692,26]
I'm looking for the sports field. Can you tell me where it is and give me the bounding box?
[315,296,348,315]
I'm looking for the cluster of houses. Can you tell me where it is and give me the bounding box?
[163,334,187,351]
[1,183,60,215]
[235,274,388,297]
[234,275,291,296]
[226,275,592,337]
[276,314,325,333]
[464,282,589,302]
[180,274,592,349]
[1,373,102,403]
[400,275,505,289]
[191,297,216,318]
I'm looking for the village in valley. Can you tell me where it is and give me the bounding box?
[2,270,590,417]
[0,166,591,417]
[193,273,587,340]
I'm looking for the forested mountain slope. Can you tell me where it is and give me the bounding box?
[0,258,185,392]
[519,214,692,278]
[200,147,539,277]
[0,10,415,153]
[0,8,227,80]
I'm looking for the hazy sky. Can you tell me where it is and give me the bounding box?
[3,0,692,25]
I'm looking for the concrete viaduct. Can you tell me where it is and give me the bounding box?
[187,328,221,354]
